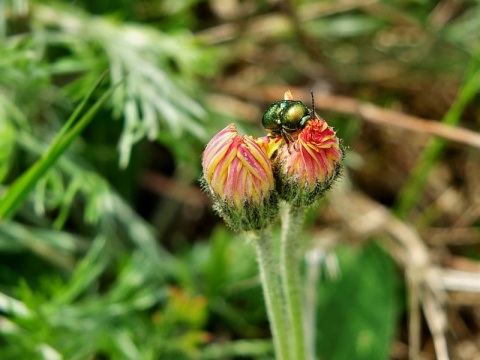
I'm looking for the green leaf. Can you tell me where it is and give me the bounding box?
[0,119,15,183]
[316,243,399,360]
[34,3,215,167]
[0,71,114,219]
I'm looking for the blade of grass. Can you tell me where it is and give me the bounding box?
[0,71,117,219]
[52,70,110,147]
[394,63,480,219]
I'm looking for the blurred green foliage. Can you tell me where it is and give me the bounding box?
[1,0,479,359]
[316,244,398,360]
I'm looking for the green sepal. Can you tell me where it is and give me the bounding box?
[200,177,279,232]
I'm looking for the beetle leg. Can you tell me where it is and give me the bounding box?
[282,130,297,154]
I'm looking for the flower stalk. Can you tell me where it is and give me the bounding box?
[280,204,307,360]
[251,230,291,360]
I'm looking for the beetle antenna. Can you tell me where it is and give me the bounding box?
[310,92,315,119]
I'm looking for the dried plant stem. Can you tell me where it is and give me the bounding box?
[407,273,421,360]
[252,230,290,360]
[281,205,307,360]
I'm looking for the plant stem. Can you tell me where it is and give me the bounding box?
[304,249,322,360]
[252,230,290,360]
[281,204,307,360]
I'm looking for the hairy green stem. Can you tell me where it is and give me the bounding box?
[252,230,290,360]
[304,250,321,360]
[281,205,307,360]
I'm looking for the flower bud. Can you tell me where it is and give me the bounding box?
[272,117,344,207]
[201,124,279,232]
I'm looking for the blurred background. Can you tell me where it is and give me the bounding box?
[1,0,480,359]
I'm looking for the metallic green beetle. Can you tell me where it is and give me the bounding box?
[261,100,312,144]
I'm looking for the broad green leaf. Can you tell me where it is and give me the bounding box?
[316,243,399,360]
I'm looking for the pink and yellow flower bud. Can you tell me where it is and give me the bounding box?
[273,117,344,207]
[202,124,279,232]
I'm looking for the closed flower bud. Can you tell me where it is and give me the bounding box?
[273,117,344,207]
[201,124,279,232]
